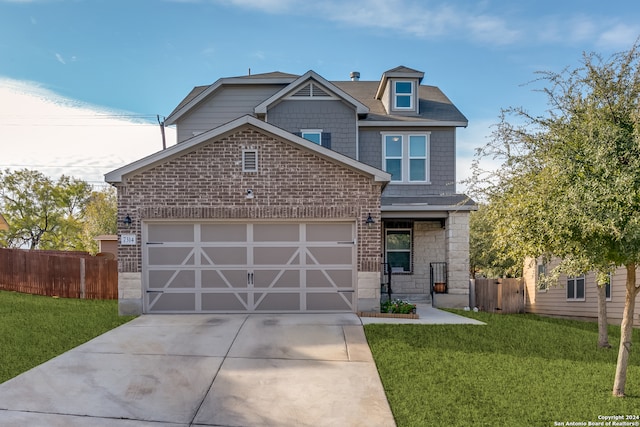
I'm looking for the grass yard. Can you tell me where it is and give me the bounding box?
[366,311,640,427]
[0,290,135,384]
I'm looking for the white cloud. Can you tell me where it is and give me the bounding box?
[55,52,65,64]
[597,23,640,50]
[0,78,176,186]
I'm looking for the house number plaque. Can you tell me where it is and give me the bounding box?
[120,234,137,245]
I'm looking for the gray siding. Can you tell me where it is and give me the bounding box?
[359,127,457,196]
[267,100,357,159]
[176,85,285,143]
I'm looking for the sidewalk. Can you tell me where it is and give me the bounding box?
[359,304,486,325]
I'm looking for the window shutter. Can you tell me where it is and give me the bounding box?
[321,132,331,149]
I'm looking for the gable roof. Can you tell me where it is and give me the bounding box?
[165,73,299,125]
[254,70,369,116]
[105,115,390,184]
[166,66,467,128]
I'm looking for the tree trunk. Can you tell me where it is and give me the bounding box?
[612,263,638,397]
[597,283,611,348]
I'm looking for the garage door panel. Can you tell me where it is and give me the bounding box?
[253,224,299,242]
[306,247,352,265]
[149,270,196,289]
[201,224,246,242]
[148,224,194,242]
[253,247,299,265]
[307,292,353,311]
[202,269,249,288]
[307,269,353,288]
[306,223,353,242]
[254,293,301,311]
[148,293,196,311]
[201,247,247,265]
[254,270,300,288]
[202,293,248,311]
[148,247,195,265]
[144,222,355,313]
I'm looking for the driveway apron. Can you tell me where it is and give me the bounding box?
[0,313,396,427]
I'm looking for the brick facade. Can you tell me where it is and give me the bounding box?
[115,126,384,313]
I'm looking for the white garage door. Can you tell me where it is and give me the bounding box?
[143,222,356,313]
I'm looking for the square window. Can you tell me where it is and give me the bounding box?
[382,133,429,183]
[567,275,585,301]
[302,131,321,145]
[394,81,413,109]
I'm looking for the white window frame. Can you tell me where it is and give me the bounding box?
[605,273,612,301]
[537,263,548,291]
[242,150,258,172]
[382,133,430,183]
[394,80,414,110]
[566,275,586,301]
[301,129,322,145]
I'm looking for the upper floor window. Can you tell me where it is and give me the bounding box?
[382,133,429,183]
[567,275,585,301]
[394,81,414,110]
[301,129,322,145]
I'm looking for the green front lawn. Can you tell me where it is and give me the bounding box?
[366,311,640,427]
[0,290,135,383]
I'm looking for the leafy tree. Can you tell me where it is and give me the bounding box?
[0,169,98,251]
[467,42,640,396]
[81,187,117,253]
[469,204,521,278]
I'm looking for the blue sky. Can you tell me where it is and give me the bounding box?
[1,0,639,187]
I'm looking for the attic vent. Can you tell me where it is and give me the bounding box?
[312,84,330,97]
[291,83,331,98]
[292,84,312,97]
[242,150,258,172]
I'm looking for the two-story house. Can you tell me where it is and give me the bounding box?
[106,66,475,315]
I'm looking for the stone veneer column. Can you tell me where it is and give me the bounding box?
[436,211,470,308]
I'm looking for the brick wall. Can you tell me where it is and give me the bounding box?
[116,126,383,275]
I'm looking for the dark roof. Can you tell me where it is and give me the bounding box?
[233,71,300,79]
[333,81,467,124]
[169,69,467,125]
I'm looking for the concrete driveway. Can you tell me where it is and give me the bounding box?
[0,313,396,426]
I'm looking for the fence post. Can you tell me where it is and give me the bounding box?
[80,258,86,299]
[469,279,476,308]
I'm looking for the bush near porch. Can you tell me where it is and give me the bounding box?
[366,311,640,427]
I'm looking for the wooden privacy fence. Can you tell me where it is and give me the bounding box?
[474,278,524,314]
[0,248,117,299]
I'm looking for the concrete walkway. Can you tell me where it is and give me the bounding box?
[0,307,480,426]
[360,304,486,325]
[0,314,395,427]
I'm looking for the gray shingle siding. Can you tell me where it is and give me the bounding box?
[176,85,285,143]
[358,128,456,196]
[267,100,357,158]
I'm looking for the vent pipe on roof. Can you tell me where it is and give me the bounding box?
[350,71,360,81]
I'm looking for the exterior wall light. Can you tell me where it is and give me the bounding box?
[366,213,375,228]
[121,214,132,229]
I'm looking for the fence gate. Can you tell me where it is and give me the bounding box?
[475,278,524,314]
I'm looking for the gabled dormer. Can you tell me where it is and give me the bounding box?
[375,66,425,115]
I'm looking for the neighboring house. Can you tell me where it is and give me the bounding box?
[106,66,475,315]
[94,234,118,259]
[524,258,640,326]
[0,213,8,232]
